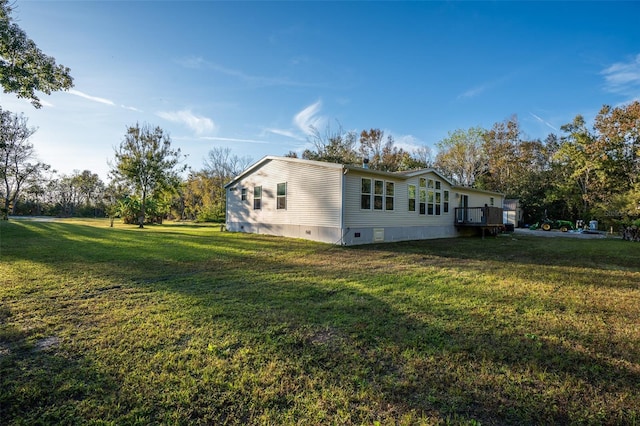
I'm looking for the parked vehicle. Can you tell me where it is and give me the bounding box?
[530,218,574,232]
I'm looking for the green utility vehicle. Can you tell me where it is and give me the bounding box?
[530,218,575,232]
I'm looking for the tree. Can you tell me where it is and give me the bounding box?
[303,122,359,166]
[434,127,487,186]
[194,146,252,222]
[554,115,598,219]
[110,123,186,228]
[0,0,73,108]
[0,107,47,219]
[593,101,640,193]
[359,128,385,168]
[480,116,521,194]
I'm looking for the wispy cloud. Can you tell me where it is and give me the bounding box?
[601,54,640,95]
[294,100,326,135]
[530,112,558,132]
[198,136,268,144]
[458,85,487,100]
[69,89,115,106]
[68,89,141,111]
[175,55,310,88]
[264,128,303,140]
[156,110,216,135]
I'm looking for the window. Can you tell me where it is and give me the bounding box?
[490,197,495,206]
[427,190,434,215]
[241,188,247,201]
[374,180,384,210]
[444,190,449,213]
[435,181,441,190]
[385,182,394,210]
[277,182,287,209]
[361,178,371,209]
[419,179,426,215]
[408,184,416,212]
[253,186,262,210]
[435,192,441,215]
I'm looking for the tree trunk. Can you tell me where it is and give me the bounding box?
[139,191,146,228]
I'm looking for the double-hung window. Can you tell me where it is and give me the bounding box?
[361,178,372,209]
[408,184,416,212]
[385,182,394,210]
[374,180,384,210]
[444,190,450,213]
[419,178,426,214]
[277,183,287,209]
[253,186,262,210]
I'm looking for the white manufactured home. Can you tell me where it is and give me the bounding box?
[224,156,504,245]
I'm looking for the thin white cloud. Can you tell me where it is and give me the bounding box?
[39,99,55,108]
[265,128,304,140]
[68,89,142,112]
[68,89,115,106]
[601,54,640,95]
[121,105,142,112]
[176,56,207,69]
[199,136,267,144]
[175,56,310,88]
[157,110,216,135]
[294,100,326,135]
[530,112,558,132]
[458,85,487,100]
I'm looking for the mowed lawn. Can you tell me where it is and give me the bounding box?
[1,219,639,425]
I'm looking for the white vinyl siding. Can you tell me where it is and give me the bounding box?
[343,171,456,228]
[226,158,342,228]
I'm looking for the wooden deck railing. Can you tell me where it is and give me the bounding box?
[454,206,503,226]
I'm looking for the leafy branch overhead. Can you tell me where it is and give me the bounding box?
[0,0,73,108]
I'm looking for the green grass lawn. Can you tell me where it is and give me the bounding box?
[1,218,639,425]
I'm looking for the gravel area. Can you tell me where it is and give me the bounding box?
[512,227,612,239]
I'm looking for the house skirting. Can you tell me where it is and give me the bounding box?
[341,225,462,245]
[227,222,468,245]
[226,222,343,245]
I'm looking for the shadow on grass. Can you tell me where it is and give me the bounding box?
[0,305,134,423]
[2,220,639,424]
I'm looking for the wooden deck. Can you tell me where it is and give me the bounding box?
[454,206,504,236]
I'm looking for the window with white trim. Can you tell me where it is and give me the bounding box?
[361,178,371,209]
[253,186,262,210]
[408,184,416,212]
[385,182,394,210]
[277,182,287,209]
[374,179,384,210]
[241,188,247,201]
[419,178,426,215]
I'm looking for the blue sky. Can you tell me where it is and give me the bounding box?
[2,1,639,180]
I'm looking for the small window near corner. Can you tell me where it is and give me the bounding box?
[490,197,494,206]
[361,178,372,209]
[253,186,262,210]
[241,188,247,201]
[277,182,287,209]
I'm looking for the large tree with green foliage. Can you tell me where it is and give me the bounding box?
[0,0,73,108]
[434,127,487,186]
[110,123,186,228]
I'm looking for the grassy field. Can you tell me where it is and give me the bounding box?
[1,218,639,425]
